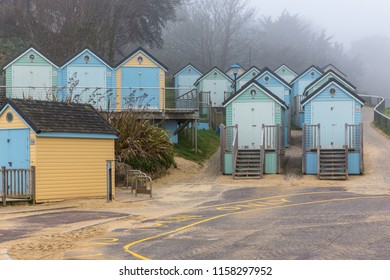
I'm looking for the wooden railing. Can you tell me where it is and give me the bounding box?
[261,124,282,173]
[345,123,364,172]
[302,123,320,174]
[175,88,199,110]
[220,124,236,173]
[1,166,36,206]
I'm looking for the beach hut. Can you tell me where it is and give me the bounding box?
[322,64,348,79]
[290,65,324,127]
[173,63,202,109]
[115,47,168,111]
[173,63,202,97]
[220,80,288,178]
[235,66,261,90]
[301,78,365,179]
[303,69,356,97]
[255,67,292,147]
[0,99,117,202]
[274,64,298,83]
[194,67,233,108]
[3,46,59,101]
[59,48,115,111]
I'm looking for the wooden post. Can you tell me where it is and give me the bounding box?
[220,124,225,173]
[195,119,198,154]
[317,124,321,178]
[2,166,6,207]
[360,123,364,173]
[106,160,113,202]
[31,166,36,205]
[302,123,306,174]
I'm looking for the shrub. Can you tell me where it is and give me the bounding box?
[106,111,174,176]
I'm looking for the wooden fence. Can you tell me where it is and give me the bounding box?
[1,166,36,206]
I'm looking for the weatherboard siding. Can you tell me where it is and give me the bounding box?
[5,49,58,99]
[34,137,115,202]
[115,52,165,111]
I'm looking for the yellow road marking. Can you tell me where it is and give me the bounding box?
[123,195,390,260]
[196,191,351,210]
[93,237,118,245]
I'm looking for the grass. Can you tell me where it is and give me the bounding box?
[382,107,390,117]
[174,129,220,165]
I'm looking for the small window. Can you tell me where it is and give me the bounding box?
[214,71,218,76]
[310,71,316,77]
[83,55,90,62]
[329,88,336,95]
[137,56,143,64]
[282,68,285,73]
[264,75,270,82]
[29,54,35,61]
[250,89,256,96]
[188,68,192,73]
[252,72,256,77]
[6,112,13,122]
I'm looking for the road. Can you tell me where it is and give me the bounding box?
[0,107,389,260]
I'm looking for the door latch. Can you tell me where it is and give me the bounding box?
[8,162,12,167]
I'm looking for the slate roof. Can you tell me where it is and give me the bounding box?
[1,99,117,135]
[300,78,365,106]
[222,80,288,110]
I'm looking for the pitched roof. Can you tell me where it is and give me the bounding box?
[1,99,117,135]
[322,64,347,77]
[222,80,288,109]
[194,67,233,86]
[289,65,324,85]
[173,63,203,78]
[60,47,113,69]
[115,47,168,71]
[303,69,356,96]
[3,44,59,70]
[301,78,365,106]
[274,64,298,76]
[255,67,292,89]
[235,65,262,83]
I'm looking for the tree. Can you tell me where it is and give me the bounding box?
[0,0,183,64]
[157,0,256,72]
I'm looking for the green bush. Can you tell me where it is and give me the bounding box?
[107,111,174,176]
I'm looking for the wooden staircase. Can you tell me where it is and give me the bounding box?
[234,149,263,179]
[319,149,348,180]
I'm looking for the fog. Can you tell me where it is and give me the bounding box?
[248,0,390,97]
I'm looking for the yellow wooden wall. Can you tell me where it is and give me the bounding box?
[115,51,166,111]
[34,137,115,202]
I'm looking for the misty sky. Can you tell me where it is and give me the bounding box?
[250,0,390,49]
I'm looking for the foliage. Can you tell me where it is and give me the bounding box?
[106,111,174,176]
[0,0,183,64]
[174,129,220,164]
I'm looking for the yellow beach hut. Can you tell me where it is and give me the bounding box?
[0,99,117,203]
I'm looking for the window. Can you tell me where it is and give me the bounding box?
[250,89,256,96]
[329,88,336,95]
[252,72,256,77]
[264,75,270,82]
[83,55,90,62]
[137,56,143,64]
[310,71,316,77]
[6,112,13,122]
[29,54,35,61]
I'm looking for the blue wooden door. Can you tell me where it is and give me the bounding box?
[121,67,159,109]
[312,101,354,148]
[0,129,30,169]
[0,129,30,194]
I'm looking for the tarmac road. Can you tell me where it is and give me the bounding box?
[64,187,390,260]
